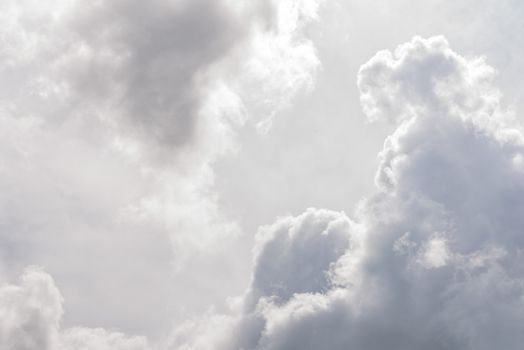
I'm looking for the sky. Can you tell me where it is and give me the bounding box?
[2,0,524,349]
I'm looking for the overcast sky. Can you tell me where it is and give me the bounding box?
[2,0,524,349]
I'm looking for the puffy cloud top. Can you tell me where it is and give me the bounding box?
[173,36,524,350]
[0,266,62,350]
[250,209,351,304]
[0,267,151,350]
[358,36,499,125]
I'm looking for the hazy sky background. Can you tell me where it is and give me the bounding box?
[2,0,524,349]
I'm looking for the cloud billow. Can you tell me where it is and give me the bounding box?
[0,266,152,350]
[173,36,524,350]
[0,0,323,345]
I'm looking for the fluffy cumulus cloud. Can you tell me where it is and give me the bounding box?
[248,209,351,305]
[168,209,354,350]
[0,266,151,350]
[0,0,322,346]
[172,36,524,349]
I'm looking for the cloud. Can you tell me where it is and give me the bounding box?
[0,0,322,162]
[168,208,354,350]
[0,0,323,259]
[9,2,524,349]
[237,0,323,134]
[172,36,524,349]
[0,266,151,350]
[248,209,351,305]
[0,0,323,342]
[0,266,62,350]
[61,328,151,350]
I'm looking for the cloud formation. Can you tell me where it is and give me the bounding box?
[0,0,322,337]
[172,36,524,349]
[5,0,523,348]
[0,0,321,162]
[0,266,151,350]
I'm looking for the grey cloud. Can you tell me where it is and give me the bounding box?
[0,0,323,344]
[248,209,351,305]
[63,0,247,154]
[3,0,322,162]
[173,36,524,350]
[170,208,354,350]
[1,0,319,164]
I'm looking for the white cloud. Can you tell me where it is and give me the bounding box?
[0,266,151,350]
[0,266,62,350]
[418,234,450,269]
[61,328,151,350]
[172,36,524,349]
